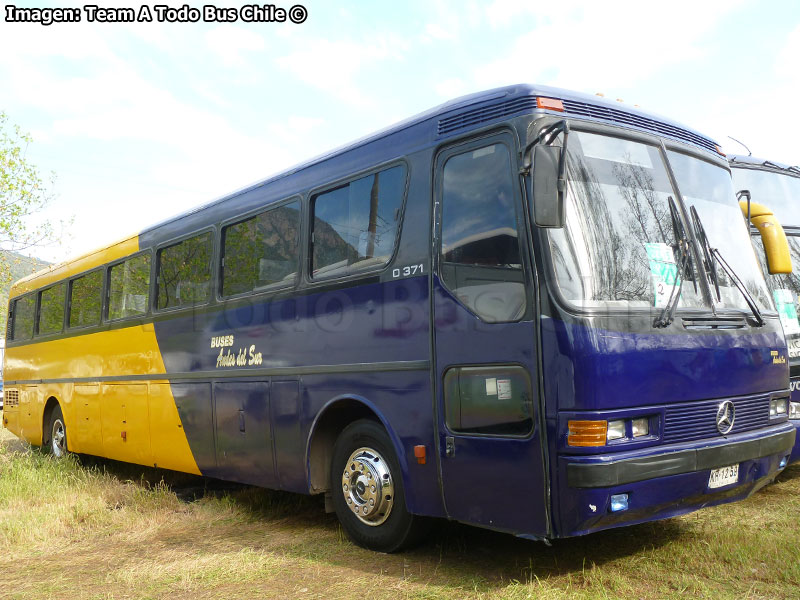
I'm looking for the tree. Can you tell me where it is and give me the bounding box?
[0,112,63,332]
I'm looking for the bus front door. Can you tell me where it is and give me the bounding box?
[433,136,548,537]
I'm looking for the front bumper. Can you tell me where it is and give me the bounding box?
[555,423,795,537]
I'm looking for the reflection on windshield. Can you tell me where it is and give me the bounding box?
[667,151,772,312]
[548,131,703,309]
[731,168,800,227]
[753,236,800,358]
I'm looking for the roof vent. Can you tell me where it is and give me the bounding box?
[560,99,718,154]
[437,94,718,155]
[438,97,537,135]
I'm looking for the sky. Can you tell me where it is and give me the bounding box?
[1,0,799,263]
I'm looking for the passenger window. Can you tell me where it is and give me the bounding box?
[311,165,406,278]
[440,143,525,322]
[109,254,151,319]
[12,294,36,340]
[157,233,212,310]
[222,200,301,296]
[38,283,65,335]
[69,270,103,328]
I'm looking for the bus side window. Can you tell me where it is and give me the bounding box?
[440,143,526,322]
[221,200,301,297]
[311,165,406,279]
[69,270,103,328]
[38,283,65,336]
[109,254,151,320]
[157,233,212,310]
[11,294,36,341]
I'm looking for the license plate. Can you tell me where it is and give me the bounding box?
[708,464,739,489]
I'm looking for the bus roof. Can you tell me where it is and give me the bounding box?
[137,84,721,238]
[10,83,721,296]
[728,154,800,177]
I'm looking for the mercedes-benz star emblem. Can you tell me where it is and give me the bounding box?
[716,401,735,435]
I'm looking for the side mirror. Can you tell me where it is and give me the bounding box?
[739,198,793,274]
[533,145,565,227]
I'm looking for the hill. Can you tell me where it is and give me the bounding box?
[0,250,51,334]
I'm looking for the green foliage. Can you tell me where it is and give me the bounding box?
[0,112,61,331]
[0,112,58,257]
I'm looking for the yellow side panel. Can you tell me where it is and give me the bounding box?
[4,325,200,475]
[150,382,202,474]
[101,383,151,465]
[75,384,103,456]
[17,385,38,444]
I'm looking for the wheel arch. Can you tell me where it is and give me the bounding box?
[305,394,409,496]
[41,395,62,446]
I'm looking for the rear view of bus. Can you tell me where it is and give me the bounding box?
[730,155,800,464]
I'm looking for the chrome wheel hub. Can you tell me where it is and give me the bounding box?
[341,446,394,526]
[51,419,66,458]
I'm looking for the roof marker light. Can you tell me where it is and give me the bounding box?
[537,97,564,112]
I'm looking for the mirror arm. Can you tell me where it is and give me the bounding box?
[736,189,752,229]
[522,120,569,171]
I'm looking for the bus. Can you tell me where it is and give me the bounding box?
[730,154,800,463]
[2,84,796,552]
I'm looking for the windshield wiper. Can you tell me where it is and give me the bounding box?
[689,205,765,326]
[690,205,721,302]
[654,196,692,328]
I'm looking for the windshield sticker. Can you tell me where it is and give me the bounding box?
[773,289,800,337]
[646,243,680,308]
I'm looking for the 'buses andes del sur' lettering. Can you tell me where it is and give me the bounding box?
[3,84,795,551]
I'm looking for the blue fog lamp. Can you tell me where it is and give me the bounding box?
[610,493,629,512]
[780,456,789,469]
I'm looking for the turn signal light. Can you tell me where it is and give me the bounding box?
[567,420,607,446]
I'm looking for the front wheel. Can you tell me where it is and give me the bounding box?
[330,419,429,552]
[45,405,68,458]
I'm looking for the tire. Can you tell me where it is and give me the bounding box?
[45,404,68,458]
[330,419,429,553]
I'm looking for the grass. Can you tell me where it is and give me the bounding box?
[1,425,799,599]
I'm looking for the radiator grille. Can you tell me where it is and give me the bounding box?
[663,395,770,443]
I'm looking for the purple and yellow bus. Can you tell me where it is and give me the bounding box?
[3,85,795,552]
[731,154,800,463]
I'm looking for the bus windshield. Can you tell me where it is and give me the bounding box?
[667,150,772,312]
[547,130,771,312]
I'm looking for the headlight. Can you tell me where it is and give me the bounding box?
[607,420,626,441]
[632,418,649,437]
[789,402,800,420]
[771,398,789,417]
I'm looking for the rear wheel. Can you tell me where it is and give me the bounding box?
[330,419,429,552]
[45,405,68,458]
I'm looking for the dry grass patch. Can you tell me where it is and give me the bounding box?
[1,424,799,599]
